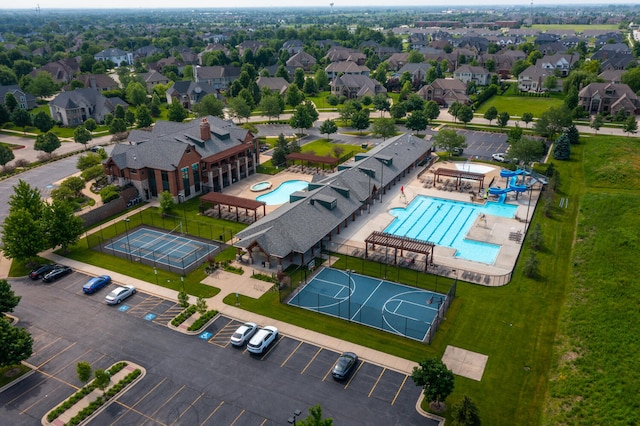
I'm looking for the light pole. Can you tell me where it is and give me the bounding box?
[178,191,187,233]
[347,269,353,322]
[123,218,131,262]
[288,409,302,425]
[153,267,158,285]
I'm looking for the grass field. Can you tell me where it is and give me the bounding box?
[531,24,619,32]
[475,93,564,117]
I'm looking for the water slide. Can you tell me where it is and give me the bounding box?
[488,174,529,202]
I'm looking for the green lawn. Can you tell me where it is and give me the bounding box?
[475,93,564,117]
[531,24,619,32]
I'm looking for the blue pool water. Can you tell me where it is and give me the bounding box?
[256,180,309,205]
[385,196,517,264]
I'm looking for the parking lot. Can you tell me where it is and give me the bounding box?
[2,273,434,425]
[455,129,509,161]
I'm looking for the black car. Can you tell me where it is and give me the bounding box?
[42,265,72,283]
[29,264,56,280]
[332,352,358,380]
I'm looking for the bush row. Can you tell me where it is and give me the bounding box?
[170,305,197,327]
[187,310,218,331]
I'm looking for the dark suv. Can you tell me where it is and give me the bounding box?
[29,264,56,280]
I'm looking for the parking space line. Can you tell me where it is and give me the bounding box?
[8,369,78,405]
[111,401,161,425]
[37,342,77,368]
[32,335,61,355]
[344,361,364,390]
[109,378,168,425]
[19,382,66,415]
[259,419,268,426]
[300,347,322,374]
[208,321,238,348]
[230,409,245,425]
[148,384,185,419]
[322,364,334,382]
[199,401,224,426]
[280,341,303,367]
[50,348,93,375]
[152,304,183,324]
[131,377,167,408]
[391,375,409,405]
[368,367,386,398]
[169,392,204,426]
[259,334,284,360]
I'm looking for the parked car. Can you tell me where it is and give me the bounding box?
[247,326,278,354]
[29,264,56,280]
[42,265,72,283]
[492,152,507,162]
[452,147,464,156]
[105,285,136,304]
[82,275,112,294]
[230,322,259,346]
[332,352,359,380]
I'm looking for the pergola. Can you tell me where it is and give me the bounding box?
[364,231,435,271]
[199,192,266,223]
[433,168,486,191]
[286,152,340,172]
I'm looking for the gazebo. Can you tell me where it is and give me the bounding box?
[286,152,340,173]
[199,192,266,223]
[364,231,435,271]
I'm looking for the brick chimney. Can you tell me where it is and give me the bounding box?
[200,118,211,140]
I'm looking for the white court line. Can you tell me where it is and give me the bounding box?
[351,280,384,321]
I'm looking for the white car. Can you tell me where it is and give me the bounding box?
[105,285,136,305]
[247,326,278,354]
[492,153,507,162]
[230,322,258,346]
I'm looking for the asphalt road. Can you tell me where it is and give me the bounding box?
[2,274,432,425]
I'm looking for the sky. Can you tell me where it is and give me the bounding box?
[1,0,638,10]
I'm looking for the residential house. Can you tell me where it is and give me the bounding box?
[537,53,579,77]
[94,48,133,66]
[286,51,317,72]
[578,82,639,116]
[237,41,264,57]
[194,65,241,90]
[324,47,366,65]
[397,62,432,85]
[0,85,36,110]
[329,74,387,99]
[138,70,171,93]
[30,58,80,84]
[104,116,258,199]
[150,57,187,75]
[75,74,119,92]
[384,53,409,72]
[49,88,128,126]
[174,47,198,65]
[598,69,624,84]
[325,61,370,80]
[197,44,231,65]
[453,65,491,86]
[281,40,304,55]
[600,53,637,71]
[536,42,568,56]
[417,78,469,106]
[256,76,289,96]
[133,45,160,60]
[517,65,557,92]
[166,81,217,109]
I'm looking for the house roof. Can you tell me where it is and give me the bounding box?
[109,116,251,172]
[95,48,129,58]
[578,82,638,103]
[256,76,289,94]
[196,65,241,80]
[76,74,118,90]
[330,74,386,97]
[325,61,369,74]
[234,134,431,259]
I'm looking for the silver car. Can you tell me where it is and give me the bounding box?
[230,322,258,346]
[105,285,136,305]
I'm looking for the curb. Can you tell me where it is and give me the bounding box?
[0,361,37,394]
[167,310,220,335]
[415,394,446,425]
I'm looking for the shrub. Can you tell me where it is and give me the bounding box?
[187,310,218,331]
[171,305,196,326]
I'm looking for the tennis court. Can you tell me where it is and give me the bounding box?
[289,267,446,341]
[105,226,218,273]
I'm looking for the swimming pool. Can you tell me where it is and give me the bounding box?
[455,163,495,174]
[386,196,517,264]
[256,180,309,205]
[250,181,272,192]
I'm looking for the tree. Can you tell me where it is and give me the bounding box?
[0,143,15,170]
[411,358,455,409]
[0,279,21,314]
[193,94,225,118]
[319,119,338,140]
[497,111,510,128]
[196,297,208,315]
[44,201,85,252]
[76,361,92,386]
[135,104,153,128]
[10,108,31,133]
[483,106,498,125]
[32,111,55,133]
[84,118,97,133]
[24,71,58,98]
[285,83,304,108]
[529,223,544,251]
[552,132,571,160]
[450,396,481,426]
[4,92,18,112]
[508,137,547,165]
[372,94,390,117]
[159,191,174,215]
[314,69,329,91]
[297,404,333,426]
[623,115,638,137]
[177,290,190,308]
[168,102,188,122]
[293,68,305,88]
[534,106,573,140]
[523,252,539,278]
[371,117,397,140]
[73,125,92,149]
[61,176,86,196]
[303,77,318,96]
[448,102,462,122]
[458,105,474,126]
[93,369,110,394]
[34,132,61,159]
[351,109,370,135]
[1,208,47,263]
[227,97,251,123]
[114,104,126,119]
[565,125,580,145]
[389,102,406,120]
[407,50,424,63]
[543,75,558,92]
[259,94,284,121]
[0,104,10,126]
[621,67,640,93]
[433,128,467,158]
[406,110,428,134]
[0,65,18,86]
[124,110,136,127]
[289,101,318,135]
[0,319,33,368]
[521,112,534,128]
[109,117,127,134]
[590,113,604,134]
[424,100,440,122]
